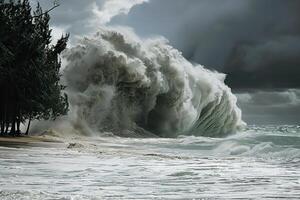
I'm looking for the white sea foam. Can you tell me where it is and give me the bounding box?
[1,125,300,199]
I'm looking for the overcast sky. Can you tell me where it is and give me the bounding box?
[110,0,300,90]
[32,0,300,125]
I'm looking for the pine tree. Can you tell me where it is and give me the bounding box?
[0,0,68,135]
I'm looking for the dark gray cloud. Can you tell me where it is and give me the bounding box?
[111,0,300,90]
[225,36,300,89]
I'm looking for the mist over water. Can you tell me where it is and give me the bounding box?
[63,28,244,137]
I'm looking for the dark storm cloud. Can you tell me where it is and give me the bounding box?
[110,0,300,89]
[225,36,300,89]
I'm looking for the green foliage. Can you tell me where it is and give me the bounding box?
[0,0,69,135]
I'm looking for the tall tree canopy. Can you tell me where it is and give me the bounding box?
[0,0,69,135]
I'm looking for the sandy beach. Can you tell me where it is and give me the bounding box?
[0,135,63,148]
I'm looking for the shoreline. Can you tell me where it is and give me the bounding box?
[0,135,64,148]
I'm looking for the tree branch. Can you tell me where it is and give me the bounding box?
[32,4,59,19]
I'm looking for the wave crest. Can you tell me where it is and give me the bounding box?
[63,28,245,137]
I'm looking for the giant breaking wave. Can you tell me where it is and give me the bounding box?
[63,28,245,137]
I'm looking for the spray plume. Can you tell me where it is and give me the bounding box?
[63,28,245,137]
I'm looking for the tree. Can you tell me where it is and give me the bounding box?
[0,0,68,135]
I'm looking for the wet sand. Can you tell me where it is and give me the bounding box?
[0,135,63,148]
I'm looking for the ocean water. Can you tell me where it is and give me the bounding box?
[0,125,300,200]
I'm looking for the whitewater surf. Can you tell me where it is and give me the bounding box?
[1,125,300,199]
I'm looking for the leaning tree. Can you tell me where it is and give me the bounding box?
[0,0,68,135]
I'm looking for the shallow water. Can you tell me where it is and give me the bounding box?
[1,125,300,199]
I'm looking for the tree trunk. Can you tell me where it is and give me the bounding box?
[25,118,31,135]
[10,119,16,135]
[16,119,21,135]
[0,121,4,135]
[4,122,8,134]
[16,106,21,135]
[0,108,4,134]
